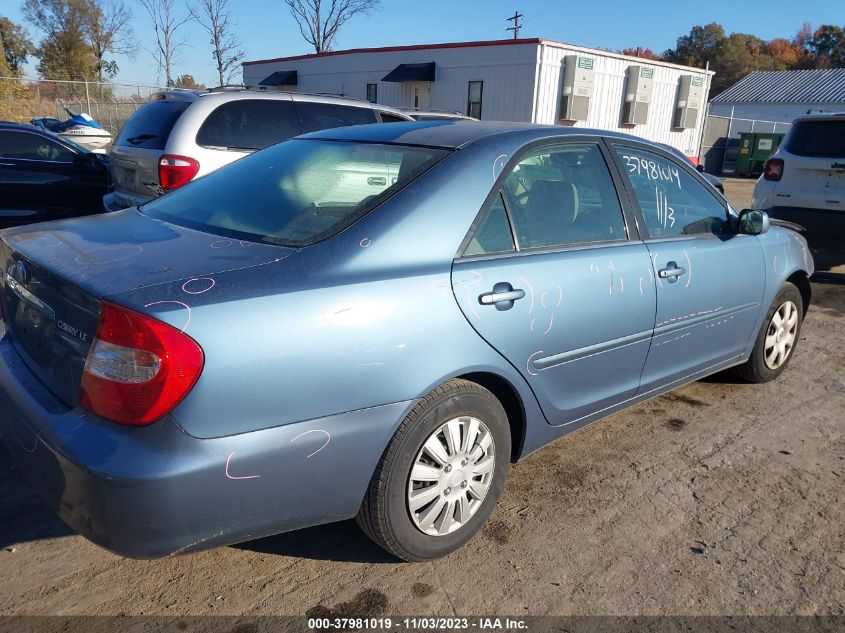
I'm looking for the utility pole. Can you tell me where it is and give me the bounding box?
[506,11,523,39]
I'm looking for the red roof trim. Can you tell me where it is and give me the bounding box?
[242,38,543,66]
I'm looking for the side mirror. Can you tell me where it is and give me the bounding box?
[737,209,769,235]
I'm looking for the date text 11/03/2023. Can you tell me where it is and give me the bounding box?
[307,617,528,630]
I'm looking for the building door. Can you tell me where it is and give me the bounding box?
[411,82,431,109]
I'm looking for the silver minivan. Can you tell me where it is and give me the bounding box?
[105,89,413,210]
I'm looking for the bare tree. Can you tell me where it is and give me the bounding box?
[283,0,380,53]
[137,0,191,87]
[190,0,245,86]
[83,0,136,82]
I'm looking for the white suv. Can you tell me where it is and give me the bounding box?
[752,113,845,218]
[104,89,412,211]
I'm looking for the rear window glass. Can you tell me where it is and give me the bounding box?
[785,120,845,158]
[197,99,301,151]
[115,100,191,150]
[296,102,377,133]
[142,139,449,246]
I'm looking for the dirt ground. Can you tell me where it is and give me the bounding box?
[1,180,843,617]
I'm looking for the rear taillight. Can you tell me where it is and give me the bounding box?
[764,158,784,181]
[158,154,200,190]
[80,301,204,426]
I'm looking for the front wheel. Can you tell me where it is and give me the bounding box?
[356,379,511,561]
[734,282,804,383]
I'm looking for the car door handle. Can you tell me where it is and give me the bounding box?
[658,261,686,282]
[478,282,525,311]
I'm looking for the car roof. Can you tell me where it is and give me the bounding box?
[299,120,657,150]
[151,88,409,116]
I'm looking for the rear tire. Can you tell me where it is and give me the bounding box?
[356,379,510,561]
[733,282,803,383]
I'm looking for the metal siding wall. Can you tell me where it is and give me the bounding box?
[535,44,711,157]
[243,44,539,121]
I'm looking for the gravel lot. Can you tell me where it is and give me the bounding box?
[1,179,843,617]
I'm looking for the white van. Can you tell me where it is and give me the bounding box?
[104,89,412,211]
[752,113,845,215]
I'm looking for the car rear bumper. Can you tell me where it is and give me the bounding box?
[0,337,411,558]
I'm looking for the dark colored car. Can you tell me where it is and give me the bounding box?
[0,122,111,228]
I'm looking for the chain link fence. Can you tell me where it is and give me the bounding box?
[700,112,792,177]
[0,76,165,137]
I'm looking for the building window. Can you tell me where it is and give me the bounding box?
[366,83,378,103]
[467,81,483,119]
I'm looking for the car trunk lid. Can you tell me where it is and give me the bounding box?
[0,208,293,408]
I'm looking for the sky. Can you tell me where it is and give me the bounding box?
[3,0,844,87]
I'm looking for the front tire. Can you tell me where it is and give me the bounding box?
[734,282,804,383]
[356,379,510,561]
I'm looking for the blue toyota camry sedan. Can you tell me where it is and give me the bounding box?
[0,121,813,561]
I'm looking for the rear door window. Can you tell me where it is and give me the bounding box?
[115,100,191,150]
[196,99,301,150]
[296,102,378,133]
[785,120,845,158]
[500,143,627,249]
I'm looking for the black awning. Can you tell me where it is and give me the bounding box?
[259,70,298,86]
[381,62,436,83]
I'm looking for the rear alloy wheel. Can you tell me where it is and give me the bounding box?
[734,282,804,383]
[357,379,510,561]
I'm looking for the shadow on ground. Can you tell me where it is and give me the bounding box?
[0,443,73,550]
[233,520,398,564]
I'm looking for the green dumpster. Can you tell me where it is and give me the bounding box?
[736,132,785,177]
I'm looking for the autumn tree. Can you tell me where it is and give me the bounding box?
[0,16,35,75]
[0,18,36,120]
[709,33,779,93]
[22,0,96,79]
[191,0,244,86]
[283,0,380,53]
[809,24,845,68]
[766,38,809,70]
[174,73,205,89]
[137,0,191,87]
[83,0,135,82]
[619,47,661,60]
[664,22,725,68]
